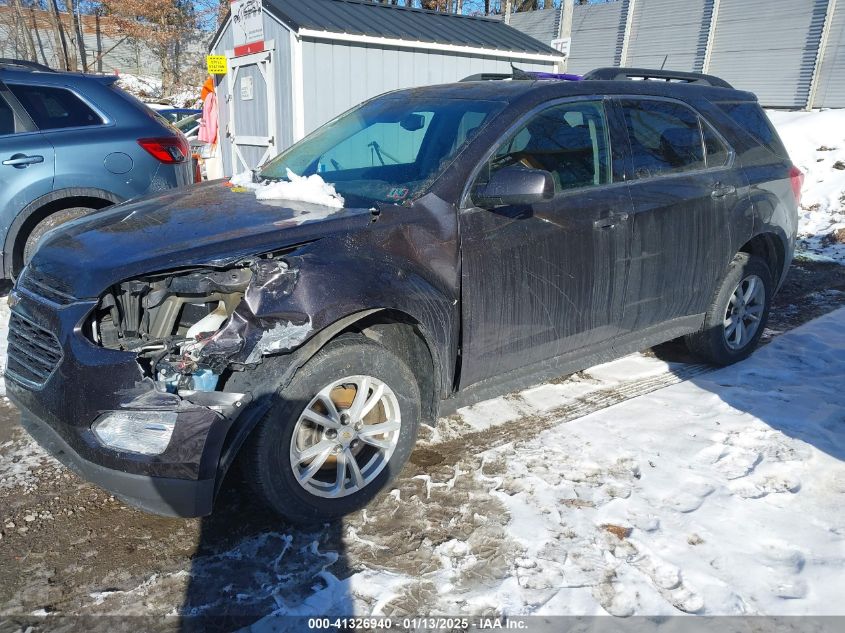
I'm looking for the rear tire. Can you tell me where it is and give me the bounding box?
[685,253,772,365]
[242,335,420,525]
[23,207,94,266]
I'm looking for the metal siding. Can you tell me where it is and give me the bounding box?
[301,39,555,136]
[815,2,845,107]
[568,2,627,74]
[211,14,294,174]
[626,0,712,72]
[708,0,829,107]
[265,0,560,55]
[506,9,561,45]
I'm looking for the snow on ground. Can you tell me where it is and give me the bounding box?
[234,307,845,625]
[116,73,200,109]
[230,169,346,209]
[768,109,845,263]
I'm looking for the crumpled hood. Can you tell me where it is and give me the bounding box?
[28,180,372,299]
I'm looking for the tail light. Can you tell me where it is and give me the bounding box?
[138,136,190,164]
[788,165,804,206]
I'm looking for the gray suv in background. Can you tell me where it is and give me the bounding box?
[0,60,194,279]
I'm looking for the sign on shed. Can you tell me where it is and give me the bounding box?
[206,55,228,75]
[231,0,265,56]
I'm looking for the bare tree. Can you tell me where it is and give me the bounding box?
[48,0,72,70]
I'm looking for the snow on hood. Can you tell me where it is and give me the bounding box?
[230,169,345,209]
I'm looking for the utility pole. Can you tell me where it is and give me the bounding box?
[503,0,512,24]
[556,0,574,72]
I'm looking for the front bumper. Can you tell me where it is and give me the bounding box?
[5,281,249,517]
[14,404,214,517]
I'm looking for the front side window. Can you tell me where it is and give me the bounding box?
[259,97,504,207]
[620,99,705,179]
[476,100,611,197]
[7,84,103,130]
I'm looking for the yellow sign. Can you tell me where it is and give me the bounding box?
[206,55,228,75]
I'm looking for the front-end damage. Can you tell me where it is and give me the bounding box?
[85,254,313,397]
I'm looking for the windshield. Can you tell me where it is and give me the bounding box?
[259,97,505,207]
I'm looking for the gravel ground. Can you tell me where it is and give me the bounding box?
[0,257,843,627]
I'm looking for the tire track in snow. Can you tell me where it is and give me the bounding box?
[413,362,715,467]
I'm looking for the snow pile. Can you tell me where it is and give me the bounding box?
[116,73,200,109]
[230,169,345,209]
[768,109,845,262]
[116,73,163,101]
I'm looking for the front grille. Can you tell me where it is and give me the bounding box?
[6,313,63,388]
[19,269,76,305]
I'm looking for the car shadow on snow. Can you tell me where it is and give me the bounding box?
[174,392,360,631]
[656,313,845,470]
[178,471,353,632]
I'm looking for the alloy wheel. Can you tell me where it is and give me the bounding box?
[723,274,765,350]
[289,375,401,498]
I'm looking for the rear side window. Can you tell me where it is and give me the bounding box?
[703,122,730,167]
[0,95,14,135]
[7,84,103,130]
[620,99,705,178]
[715,101,788,159]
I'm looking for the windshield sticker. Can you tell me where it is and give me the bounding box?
[386,186,410,202]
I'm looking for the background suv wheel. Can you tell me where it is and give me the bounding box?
[23,206,95,266]
[242,335,420,524]
[685,252,773,365]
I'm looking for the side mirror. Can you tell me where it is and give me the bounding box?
[473,166,555,209]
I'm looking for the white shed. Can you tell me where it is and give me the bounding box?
[209,0,564,176]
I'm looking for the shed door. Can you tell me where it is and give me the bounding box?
[226,43,276,174]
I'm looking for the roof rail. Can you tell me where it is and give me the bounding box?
[0,58,56,73]
[583,67,733,89]
[461,64,582,83]
[460,72,513,82]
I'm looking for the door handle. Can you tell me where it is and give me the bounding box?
[593,212,629,230]
[711,183,736,198]
[2,154,44,168]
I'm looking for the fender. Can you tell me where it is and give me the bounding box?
[3,187,123,277]
[202,245,457,397]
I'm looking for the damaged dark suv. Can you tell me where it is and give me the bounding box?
[7,68,800,523]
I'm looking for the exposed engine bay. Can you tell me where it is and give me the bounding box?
[85,256,308,394]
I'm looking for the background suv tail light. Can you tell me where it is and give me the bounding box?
[138,136,190,164]
[789,165,804,206]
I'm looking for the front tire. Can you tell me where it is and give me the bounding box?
[685,253,773,365]
[242,335,420,524]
